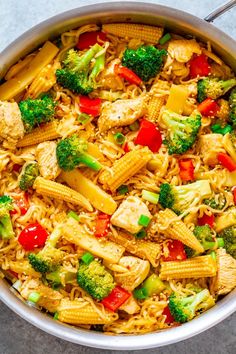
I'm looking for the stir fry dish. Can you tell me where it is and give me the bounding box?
[0,22,236,334]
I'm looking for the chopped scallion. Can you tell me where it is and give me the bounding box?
[159,33,171,45]
[114,132,125,145]
[117,184,128,195]
[77,113,91,124]
[133,287,148,300]
[129,121,140,131]
[81,252,94,265]
[217,238,225,248]
[68,210,80,221]
[210,251,216,261]
[142,190,159,204]
[211,123,232,135]
[28,291,41,303]
[135,229,146,239]
[138,214,151,227]
[54,312,59,320]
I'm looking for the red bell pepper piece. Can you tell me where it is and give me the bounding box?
[12,164,22,173]
[18,222,48,251]
[10,192,29,216]
[179,159,194,181]
[134,119,162,153]
[101,286,131,312]
[198,213,215,228]
[79,96,101,117]
[189,54,211,79]
[8,270,19,279]
[198,98,220,117]
[123,142,130,153]
[218,152,236,172]
[163,240,187,262]
[76,31,107,50]
[95,213,110,237]
[162,305,175,324]
[115,65,142,85]
[232,187,236,205]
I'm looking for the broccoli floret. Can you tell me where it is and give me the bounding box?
[19,162,39,191]
[197,77,236,103]
[218,226,236,259]
[19,95,56,132]
[56,44,105,95]
[159,180,211,215]
[77,260,115,300]
[161,109,201,154]
[204,194,226,210]
[185,225,215,258]
[56,135,102,171]
[122,45,167,82]
[28,227,64,273]
[45,267,77,289]
[229,88,236,126]
[0,196,14,240]
[169,289,214,323]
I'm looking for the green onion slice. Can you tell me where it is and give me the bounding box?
[117,185,129,195]
[77,113,91,124]
[133,287,148,300]
[68,210,80,221]
[81,252,94,265]
[159,33,171,45]
[28,291,41,303]
[217,238,225,248]
[135,229,146,239]
[114,132,125,145]
[138,214,151,227]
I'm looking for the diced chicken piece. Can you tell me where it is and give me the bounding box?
[36,141,61,180]
[98,96,147,133]
[114,256,150,291]
[211,248,236,295]
[0,101,24,144]
[100,59,124,91]
[119,295,140,314]
[168,39,201,63]
[111,196,152,234]
[198,134,225,166]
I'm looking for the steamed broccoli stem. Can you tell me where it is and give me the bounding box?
[229,88,236,126]
[161,110,201,155]
[19,162,39,191]
[89,52,105,83]
[74,43,101,71]
[197,77,236,103]
[0,196,14,240]
[76,152,102,171]
[28,227,63,273]
[19,95,56,132]
[169,289,210,323]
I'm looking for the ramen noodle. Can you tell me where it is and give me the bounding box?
[0,23,236,335]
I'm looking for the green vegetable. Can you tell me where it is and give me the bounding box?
[138,214,151,227]
[113,132,125,145]
[19,95,56,132]
[81,252,94,265]
[54,312,59,320]
[117,185,129,195]
[203,194,226,210]
[161,109,201,154]
[229,88,236,126]
[133,287,148,300]
[56,135,102,171]
[135,229,146,239]
[28,228,64,273]
[77,260,115,300]
[0,195,14,239]
[67,210,80,221]
[28,292,41,303]
[210,250,216,261]
[159,33,171,45]
[218,226,236,259]
[129,121,140,131]
[45,267,77,289]
[197,77,236,103]
[142,190,159,204]
[159,180,211,215]
[56,44,105,95]
[19,162,39,191]
[211,123,232,135]
[142,274,165,296]
[77,113,91,124]
[169,289,214,323]
[122,45,167,82]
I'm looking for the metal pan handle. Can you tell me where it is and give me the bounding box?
[204,0,236,22]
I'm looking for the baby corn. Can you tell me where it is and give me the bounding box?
[160,255,217,280]
[17,121,60,147]
[99,147,152,191]
[57,299,118,325]
[147,96,165,122]
[33,176,92,211]
[157,209,204,253]
[102,23,163,43]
